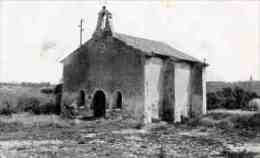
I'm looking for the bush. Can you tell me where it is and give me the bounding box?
[207,86,259,110]
[16,96,41,113]
[15,96,60,115]
[32,102,60,115]
[0,84,59,116]
[221,149,257,158]
[229,113,260,132]
[246,98,260,111]
[40,87,54,95]
[0,101,14,115]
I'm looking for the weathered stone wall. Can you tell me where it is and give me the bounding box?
[173,62,206,121]
[202,67,207,114]
[174,62,192,122]
[144,58,175,123]
[160,60,175,122]
[144,57,163,123]
[190,64,206,117]
[62,36,145,119]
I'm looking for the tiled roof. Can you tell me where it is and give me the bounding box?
[113,33,202,63]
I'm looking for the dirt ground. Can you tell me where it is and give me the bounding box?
[0,112,259,158]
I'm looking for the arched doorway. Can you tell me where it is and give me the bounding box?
[114,91,122,109]
[92,90,106,117]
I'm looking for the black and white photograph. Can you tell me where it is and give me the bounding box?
[0,0,259,157]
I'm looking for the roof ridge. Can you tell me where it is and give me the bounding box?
[113,32,203,63]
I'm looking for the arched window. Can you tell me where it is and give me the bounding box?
[77,90,85,107]
[113,91,122,109]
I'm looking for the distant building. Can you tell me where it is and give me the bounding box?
[60,7,208,123]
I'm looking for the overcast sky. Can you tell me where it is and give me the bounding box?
[0,0,259,83]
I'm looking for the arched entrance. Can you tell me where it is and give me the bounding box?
[114,91,122,109]
[92,90,106,117]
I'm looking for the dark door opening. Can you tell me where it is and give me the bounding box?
[78,90,85,107]
[92,90,106,117]
[54,84,63,114]
[114,91,122,108]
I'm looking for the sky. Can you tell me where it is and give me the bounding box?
[0,0,259,83]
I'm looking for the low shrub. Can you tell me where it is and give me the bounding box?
[133,122,144,129]
[0,101,14,115]
[0,95,60,115]
[220,149,257,158]
[207,87,259,110]
[0,121,24,133]
[234,113,260,130]
[40,87,54,95]
[16,96,41,113]
[32,102,60,115]
[248,113,260,129]
[246,99,260,111]
[0,83,62,115]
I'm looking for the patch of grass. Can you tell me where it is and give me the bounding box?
[234,113,260,130]
[0,120,24,133]
[197,110,260,136]
[17,96,41,113]
[0,113,70,128]
[158,144,166,158]
[133,122,144,129]
[221,149,257,158]
[206,112,231,120]
[0,101,14,115]
[32,102,60,115]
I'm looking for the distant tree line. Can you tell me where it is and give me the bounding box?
[0,82,52,87]
[207,86,259,110]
